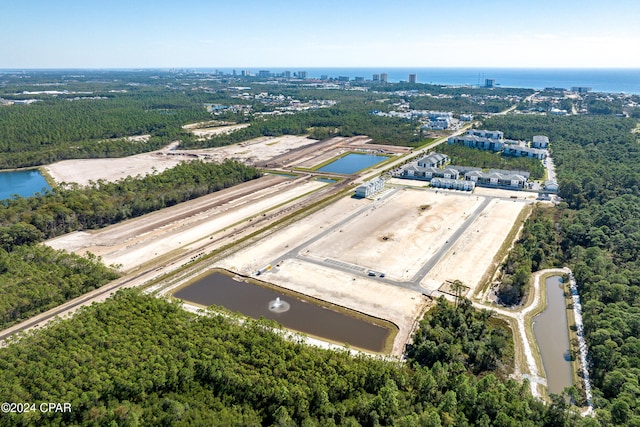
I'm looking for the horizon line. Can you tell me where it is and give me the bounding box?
[2,66,640,71]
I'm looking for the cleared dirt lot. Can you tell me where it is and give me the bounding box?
[420,197,529,293]
[217,196,372,274]
[44,143,185,186]
[304,189,484,281]
[183,123,250,139]
[46,175,326,271]
[44,136,321,186]
[215,186,527,356]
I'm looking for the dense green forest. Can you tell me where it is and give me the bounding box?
[0,245,119,329]
[1,71,531,168]
[436,143,546,180]
[406,297,511,376]
[0,289,585,427]
[0,90,211,168]
[0,160,260,329]
[0,160,260,240]
[484,114,640,424]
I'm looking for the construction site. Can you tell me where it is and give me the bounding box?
[43,127,534,357]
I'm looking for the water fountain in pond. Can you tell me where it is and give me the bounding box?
[268,297,290,313]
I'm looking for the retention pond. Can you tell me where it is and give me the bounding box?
[0,169,51,200]
[317,153,387,174]
[172,271,394,353]
[533,275,573,395]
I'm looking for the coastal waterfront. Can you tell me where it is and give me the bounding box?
[205,67,640,94]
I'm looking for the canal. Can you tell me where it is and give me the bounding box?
[533,275,573,395]
[172,271,394,353]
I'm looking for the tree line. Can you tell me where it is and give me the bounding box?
[485,114,640,425]
[0,160,261,330]
[0,160,261,240]
[437,143,546,180]
[0,289,585,426]
[0,89,212,168]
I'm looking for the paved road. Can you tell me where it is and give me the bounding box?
[265,191,498,294]
[0,174,356,345]
[408,197,492,285]
[266,188,399,271]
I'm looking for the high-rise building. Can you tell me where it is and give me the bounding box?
[484,78,495,88]
[373,74,380,82]
[258,70,271,78]
[380,73,388,83]
[298,71,308,79]
[409,74,417,84]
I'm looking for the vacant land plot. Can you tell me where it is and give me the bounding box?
[183,123,250,139]
[214,186,526,355]
[217,196,370,275]
[420,198,529,293]
[46,175,326,271]
[44,136,321,186]
[303,190,483,281]
[192,135,320,164]
[44,143,185,186]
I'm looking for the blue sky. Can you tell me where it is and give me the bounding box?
[2,0,639,68]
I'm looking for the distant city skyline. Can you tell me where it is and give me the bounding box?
[2,0,639,69]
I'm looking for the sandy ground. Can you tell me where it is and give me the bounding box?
[44,142,185,186]
[304,190,483,281]
[190,135,319,164]
[183,123,250,139]
[217,196,371,274]
[473,186,539,200]
[46,175,326,271]
[421,198,528,292]
[44,135,321,186]
[216,186,526,356]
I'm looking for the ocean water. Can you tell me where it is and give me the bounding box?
[219,67,640,94]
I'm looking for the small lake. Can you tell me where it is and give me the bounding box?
[317,153,387,174]
[0,169,51,200]
[533,276,573,395]
[172,272,392,352]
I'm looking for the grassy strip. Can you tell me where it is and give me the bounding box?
[141,179,358,294]
[474,203,533,298]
